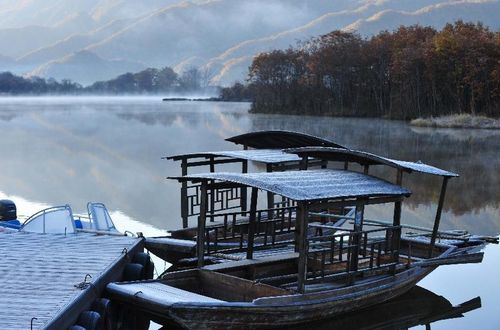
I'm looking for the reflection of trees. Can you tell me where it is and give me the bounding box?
[250,115,500,216]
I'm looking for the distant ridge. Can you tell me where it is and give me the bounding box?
[0,0,497,86]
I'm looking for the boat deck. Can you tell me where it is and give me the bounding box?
[0,231,143,329]
[109,281,224,306]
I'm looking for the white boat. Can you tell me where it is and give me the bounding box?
[0,201,120,235]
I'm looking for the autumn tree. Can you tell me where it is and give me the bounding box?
[248,48,307,114]
[241,21,499,119]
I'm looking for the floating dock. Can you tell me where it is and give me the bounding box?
[0,231,143,329]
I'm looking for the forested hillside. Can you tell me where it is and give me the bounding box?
[0,67,211,95]
[234,21,499,119]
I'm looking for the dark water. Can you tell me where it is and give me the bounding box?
[0,97,498,329]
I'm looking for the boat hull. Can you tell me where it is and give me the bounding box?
[109,265,435,329]
[145,237,196,263]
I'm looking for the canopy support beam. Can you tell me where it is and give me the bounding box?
[197,182,208,267]
[309,196,404,212]
[240,160,248,212]
[297,201,309,293]
[266,164,274,219]
[181,159,188,228]
[348,199,365,284]
[428,177,449,258]
[392,171,403,271]
[246,188,258,260]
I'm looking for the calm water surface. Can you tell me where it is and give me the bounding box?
[0,97,498,329]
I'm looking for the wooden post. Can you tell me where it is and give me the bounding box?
[294,206,302,253]
[180,159,188,228]
[209,156,215,173]
[241,160,248,212]
[344,161,349,170]
[428,177,450,258]
[300,155,308,170]
[395,169,403,186]
[392,170,403,263]
[209,157,215,217]
[246,188,258,259]
[393,200,402,227]
[392,200,402,271]
[363,165,369,175]
[197,182,208,267]
[266,164,274,219]
[297,202,309,293]
[349,200,365,282]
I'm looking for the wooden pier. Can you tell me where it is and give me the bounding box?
[0,231,143,329]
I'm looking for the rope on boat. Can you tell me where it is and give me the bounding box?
[30,317,37,330]
[74,274,93,290]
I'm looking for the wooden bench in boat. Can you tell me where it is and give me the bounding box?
[108,268,291,307]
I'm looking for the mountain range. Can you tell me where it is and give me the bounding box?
[0,0,498,86]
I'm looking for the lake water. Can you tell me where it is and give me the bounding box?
[0,97,498,329]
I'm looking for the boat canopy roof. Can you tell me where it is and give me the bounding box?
[171,169,411,202]
[167,149,302,164]
[287,147,459,177]
[226,130,346,149]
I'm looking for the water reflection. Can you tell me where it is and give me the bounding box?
[0,98,250,230]
[291,286,480,330]
[248,114,500,235]
[0,98,498,329]
[0,98,498,235]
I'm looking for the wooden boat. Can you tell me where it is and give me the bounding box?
[146,134,492,267]
[107,167,489,329]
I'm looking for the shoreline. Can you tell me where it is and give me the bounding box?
[410,114,500,129]
[162,97,251,102]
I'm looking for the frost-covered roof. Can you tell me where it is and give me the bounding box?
[225,130,347,149]
[286,147,459,177]
[167,149,302,164]
[171,169,411,202]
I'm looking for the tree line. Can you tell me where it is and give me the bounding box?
[222,21,499,119]
[0,66,213,95]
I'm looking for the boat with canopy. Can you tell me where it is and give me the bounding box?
[147,131,492,269]
[107,165,489,329]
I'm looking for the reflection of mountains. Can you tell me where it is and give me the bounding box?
[291,286,480,330]
[116,112,182,127]
[115,105,248,128]
[250,116,500,217]
[0,112,18,121]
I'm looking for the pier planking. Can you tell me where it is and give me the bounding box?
[0,231,143,329]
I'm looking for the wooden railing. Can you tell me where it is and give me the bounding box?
[306,225,402,282]
[186,183,242,217]
[203,206,296,254]
[273,196,297,208]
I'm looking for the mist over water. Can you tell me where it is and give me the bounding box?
[0,97,499,329]
[0,96,498,232]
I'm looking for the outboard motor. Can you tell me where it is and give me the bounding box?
[0,199,21,230]
[0,199,17,221]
